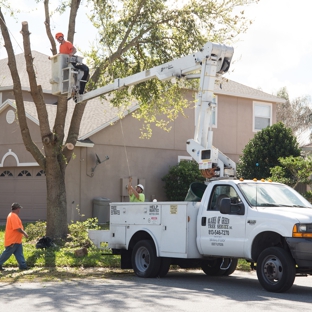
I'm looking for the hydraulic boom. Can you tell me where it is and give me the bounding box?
[50,41,236,178]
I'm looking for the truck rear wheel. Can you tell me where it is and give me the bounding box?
[223,258,238,276]
[158,257,171,277]
[201,258,225,276]
[256,247,295,293]
[132,240,161,278]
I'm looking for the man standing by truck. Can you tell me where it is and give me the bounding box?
[128,177,145,202]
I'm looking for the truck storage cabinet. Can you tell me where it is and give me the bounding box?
[92,197,110,223]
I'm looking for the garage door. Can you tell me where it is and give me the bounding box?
[0,167,47,221]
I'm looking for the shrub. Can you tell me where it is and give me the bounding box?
[25,221,47,241]
[24,218,101,248]
[162,160,205,201]
[237,122,300,179]
[66,217,101,248]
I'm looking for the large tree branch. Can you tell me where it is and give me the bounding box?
[0,10,45,167]
[21,22,52,135]
[44,0,57,55]
[67,0,81,42]
[64,101,88,162]
[117,0,146,53]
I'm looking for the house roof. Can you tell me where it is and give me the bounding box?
[0,51,52,93]
[0,97,134,141]
[0,51,284,140]
[215,79,285,103]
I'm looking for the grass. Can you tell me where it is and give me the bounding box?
[0,222,251,282]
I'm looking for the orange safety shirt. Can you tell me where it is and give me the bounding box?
[59,40,74,55]
[4,212,24,247]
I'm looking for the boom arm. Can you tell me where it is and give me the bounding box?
[50,41,236,178]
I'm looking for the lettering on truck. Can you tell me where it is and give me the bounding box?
[111,206,120,215]
[208,217,231,246]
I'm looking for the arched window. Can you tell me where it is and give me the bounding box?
[36,170,46,176]
[18,170,31,177]
[0,170,13,177]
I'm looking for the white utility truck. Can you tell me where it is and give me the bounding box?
[51,42,312,293]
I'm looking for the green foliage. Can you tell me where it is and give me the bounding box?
[162,160,205,200]
[0,219,119,269]
[86,0,259,133]
[270,156,312,189]
[303,191,312,203]
[25,218,101,248]
[66,218,101,248]
[25,221,47,241]
[237,122,300,179]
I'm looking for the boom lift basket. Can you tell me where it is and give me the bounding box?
[50,53,83,97]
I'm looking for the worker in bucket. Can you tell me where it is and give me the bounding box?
[55,32,89,98]
[128,177,145,202]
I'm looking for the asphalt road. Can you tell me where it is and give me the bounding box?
[0,270,311,312]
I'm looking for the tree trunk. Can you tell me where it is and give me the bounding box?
[45,158,68,239]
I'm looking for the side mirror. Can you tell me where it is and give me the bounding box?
[220,198,231,214]
[220,198,245,215]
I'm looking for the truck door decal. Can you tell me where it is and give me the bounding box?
[199,184,246,256]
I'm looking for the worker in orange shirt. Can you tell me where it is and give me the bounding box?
[55,32,89,99]
[0,203,28,271]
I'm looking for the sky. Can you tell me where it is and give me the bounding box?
[1,0,311,102]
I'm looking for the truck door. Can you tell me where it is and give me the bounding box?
[198,184,246,257]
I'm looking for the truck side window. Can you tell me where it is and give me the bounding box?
[208,185,241,211]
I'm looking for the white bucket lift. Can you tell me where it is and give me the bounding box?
[49,54,84,97]
[49,42,236,178]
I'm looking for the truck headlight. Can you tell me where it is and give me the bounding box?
[292,223,312,238]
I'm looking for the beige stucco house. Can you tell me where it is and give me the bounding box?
[0,51,284,222]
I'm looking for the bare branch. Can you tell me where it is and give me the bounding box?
[67,0,81,42]
[0,10,45,167]
[44,0,57,55]
[21,22,51,128]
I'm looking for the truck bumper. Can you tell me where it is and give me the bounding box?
[286,237,312,267]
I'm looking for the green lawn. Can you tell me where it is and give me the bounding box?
[0,221,120,270]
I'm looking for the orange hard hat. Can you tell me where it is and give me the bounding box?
[55,32,64,39]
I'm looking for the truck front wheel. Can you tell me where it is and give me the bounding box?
[256,247,295,293]
[132,240,161,278]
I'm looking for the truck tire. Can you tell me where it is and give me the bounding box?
[223,258,238,276]
[132,240,161,278]
[158,257,171,278]
[201,258,225,276]
[256,247,296,293]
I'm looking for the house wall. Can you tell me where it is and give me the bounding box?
[213,95,276,162]
[0,106,47,220]
[0,106,42,162]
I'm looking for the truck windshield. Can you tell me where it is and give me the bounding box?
[238,183,312,208]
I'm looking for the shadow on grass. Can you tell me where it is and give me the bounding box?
[26,247,57,267]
